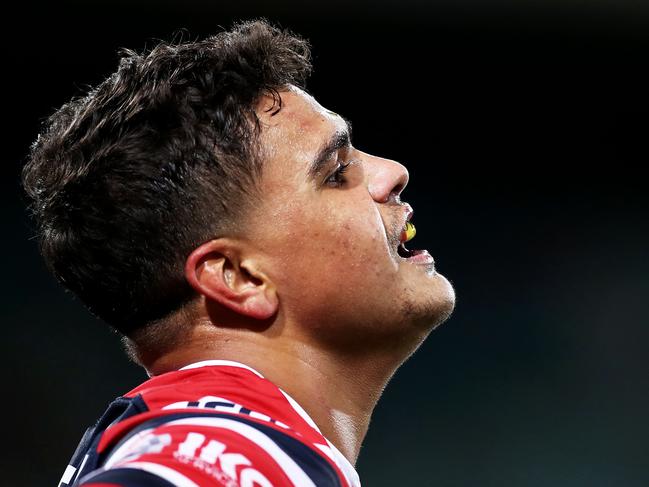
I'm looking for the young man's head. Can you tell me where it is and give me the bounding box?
[22,20,455,368]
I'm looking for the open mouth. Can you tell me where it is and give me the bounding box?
[396,219,434,266]
[397,243,416,258]
[397,221,416,258]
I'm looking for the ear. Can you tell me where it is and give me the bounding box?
[184,239,278,320]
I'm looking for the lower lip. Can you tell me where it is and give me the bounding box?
[406,249,435,266]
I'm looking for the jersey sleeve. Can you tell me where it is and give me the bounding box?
[76,414,342,487]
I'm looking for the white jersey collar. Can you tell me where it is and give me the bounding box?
[178,359,264,377]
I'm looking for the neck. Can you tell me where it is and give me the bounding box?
[145,324,408,464]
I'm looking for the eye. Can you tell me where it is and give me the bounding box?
[325,161,353,187]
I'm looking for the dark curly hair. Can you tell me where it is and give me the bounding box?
[21,20,312,340]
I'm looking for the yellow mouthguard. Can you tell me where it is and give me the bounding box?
[404,221,416,242]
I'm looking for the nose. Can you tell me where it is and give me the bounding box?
[364,152,410,203]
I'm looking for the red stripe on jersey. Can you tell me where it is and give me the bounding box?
[104,422,293,486]
[71,362,356,487]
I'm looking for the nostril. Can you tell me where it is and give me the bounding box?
[386,185,404,204]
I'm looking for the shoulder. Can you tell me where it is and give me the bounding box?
[64,363,355,486]
[78,411,344,487]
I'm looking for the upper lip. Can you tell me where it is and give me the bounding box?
[398,204,414,244]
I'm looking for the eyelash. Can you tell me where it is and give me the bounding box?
[325,161,353,187]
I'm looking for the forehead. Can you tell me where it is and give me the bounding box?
[257,87,347,168]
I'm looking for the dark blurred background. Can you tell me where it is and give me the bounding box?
[5,0,648,485]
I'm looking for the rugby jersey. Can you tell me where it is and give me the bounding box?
[58,360,361,487]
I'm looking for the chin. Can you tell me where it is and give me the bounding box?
[432,272,456,325]
[403,272,456,332]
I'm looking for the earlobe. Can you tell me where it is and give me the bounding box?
[184,239,278,321]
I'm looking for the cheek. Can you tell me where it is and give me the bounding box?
[300,207,392,282]
[332,223,381,272]
[262,192,395,292]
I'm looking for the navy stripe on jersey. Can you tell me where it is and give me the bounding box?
[60,395,149,487]
[79,467,175,487]
[106,411,343,487]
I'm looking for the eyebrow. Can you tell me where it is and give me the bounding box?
[307,118,353,181]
